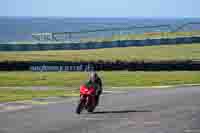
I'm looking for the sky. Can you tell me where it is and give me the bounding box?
[1,0,200,18]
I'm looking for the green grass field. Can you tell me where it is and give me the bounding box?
[1,42,200,102]
[0,43,200,62]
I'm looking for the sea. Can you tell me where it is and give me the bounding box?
[0,17,200,43]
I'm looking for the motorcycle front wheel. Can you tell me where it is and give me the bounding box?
[76,100,84,114]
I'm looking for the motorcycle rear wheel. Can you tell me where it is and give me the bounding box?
[87,106,95,113]
[87,100,97,113]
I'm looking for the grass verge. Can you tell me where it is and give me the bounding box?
[0,71,200,87]
[0,71,200,102]
[0,88,78,103]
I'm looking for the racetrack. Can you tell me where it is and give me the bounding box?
[0,86,200,133]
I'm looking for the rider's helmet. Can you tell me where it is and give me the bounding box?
[89,72,97,82]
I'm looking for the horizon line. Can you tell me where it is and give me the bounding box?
[0,16,200,19]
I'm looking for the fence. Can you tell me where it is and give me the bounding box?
[31,22,200,43]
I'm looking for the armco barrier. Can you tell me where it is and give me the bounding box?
[0,60,200,71]
[0,37,200,51]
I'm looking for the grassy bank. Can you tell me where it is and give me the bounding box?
[0,71,200,87]
[0,43,200,62]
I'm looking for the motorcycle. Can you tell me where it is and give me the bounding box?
[76,84,97,114]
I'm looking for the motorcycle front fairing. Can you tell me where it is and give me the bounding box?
[80,85,96,107]
[80,85,96,95]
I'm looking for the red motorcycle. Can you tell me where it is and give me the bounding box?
[76,85,97,114]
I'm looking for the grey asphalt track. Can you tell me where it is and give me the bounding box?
[0,86,200,133]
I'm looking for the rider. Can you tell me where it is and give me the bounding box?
[85,72,103,106]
